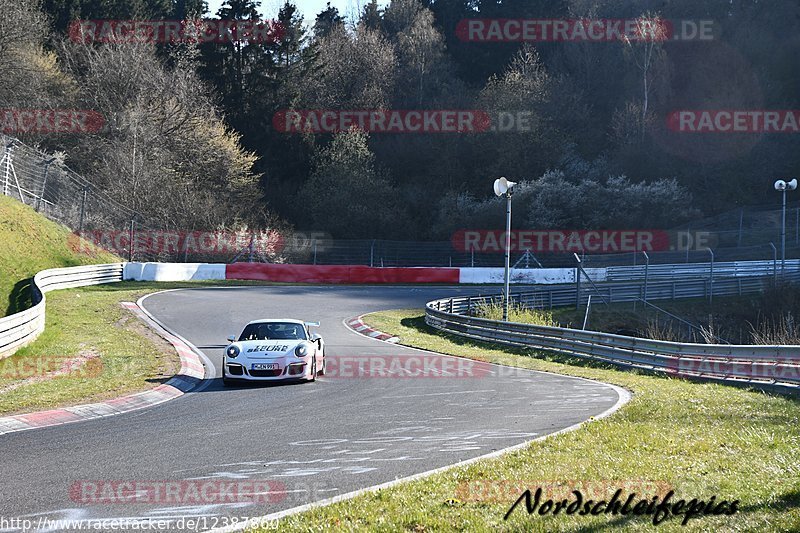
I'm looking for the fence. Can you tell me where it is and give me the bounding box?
[0,264,124,358]
[2,133,799,267]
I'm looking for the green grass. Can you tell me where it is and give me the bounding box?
[0,283,182,415]
[475,301,557,326]
[265,309,800,532]
[0,195,119,316]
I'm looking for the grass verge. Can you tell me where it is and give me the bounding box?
[268,309,800,532]
[0,280,279,415]
[0,195,120,316]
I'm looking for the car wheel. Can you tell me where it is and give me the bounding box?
[318,353,326,376]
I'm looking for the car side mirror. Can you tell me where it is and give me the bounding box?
[227,335,236,343]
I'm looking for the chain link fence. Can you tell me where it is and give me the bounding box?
[2,133,797,267]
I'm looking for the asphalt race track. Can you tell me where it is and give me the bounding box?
[0,286,623,531]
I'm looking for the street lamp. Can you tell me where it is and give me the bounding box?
[774,178,798,274]
[494,177,516,321]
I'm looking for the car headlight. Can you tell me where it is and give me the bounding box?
[226,345,240,358]
[295,343,309,358]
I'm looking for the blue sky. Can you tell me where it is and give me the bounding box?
[205,0,389,25]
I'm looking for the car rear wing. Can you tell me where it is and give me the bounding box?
[304,321,320,327]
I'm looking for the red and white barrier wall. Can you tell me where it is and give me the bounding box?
[124,262,605,285]
[124,262,226,282]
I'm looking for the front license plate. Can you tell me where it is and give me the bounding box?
[252,363,279,370]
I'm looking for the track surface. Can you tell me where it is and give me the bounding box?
[0,286,621,531]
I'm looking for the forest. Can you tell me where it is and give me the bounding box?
[2,0,799,241]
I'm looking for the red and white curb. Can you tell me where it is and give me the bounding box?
[0,302,206,436]
[345,316,400,343]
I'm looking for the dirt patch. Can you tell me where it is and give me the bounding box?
[0,349,102,395]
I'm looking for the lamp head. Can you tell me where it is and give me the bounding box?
[493,177,517,197]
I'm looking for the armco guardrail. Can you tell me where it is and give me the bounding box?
[426,290,800,390]
[0,263,124,358]
[604,259,798,282]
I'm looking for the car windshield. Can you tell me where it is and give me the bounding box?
[239,322,307,341]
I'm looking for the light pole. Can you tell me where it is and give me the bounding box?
[774,178,798,274]
[494,177,516,321]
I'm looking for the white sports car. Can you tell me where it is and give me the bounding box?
[222,319,325,385]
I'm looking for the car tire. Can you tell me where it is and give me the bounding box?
[318,353,326,376]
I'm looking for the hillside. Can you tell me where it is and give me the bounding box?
[0,195,120,316]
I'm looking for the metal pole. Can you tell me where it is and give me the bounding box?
[708,248,714,304]
[2,143,11,197]
[78,188,88,233]
[686,227,690,263]
[796,206,799,246]
[642,250,649,304]
[129,219,135,262]
[770,242,777,285]
[37,159,54,212]
[575,256,582,310]
[370,240,375,267]
[313,239,317,265]
[503,192,512,322]
[781,189,787,274]
[582,295,592,330]
[737,208,743,247]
